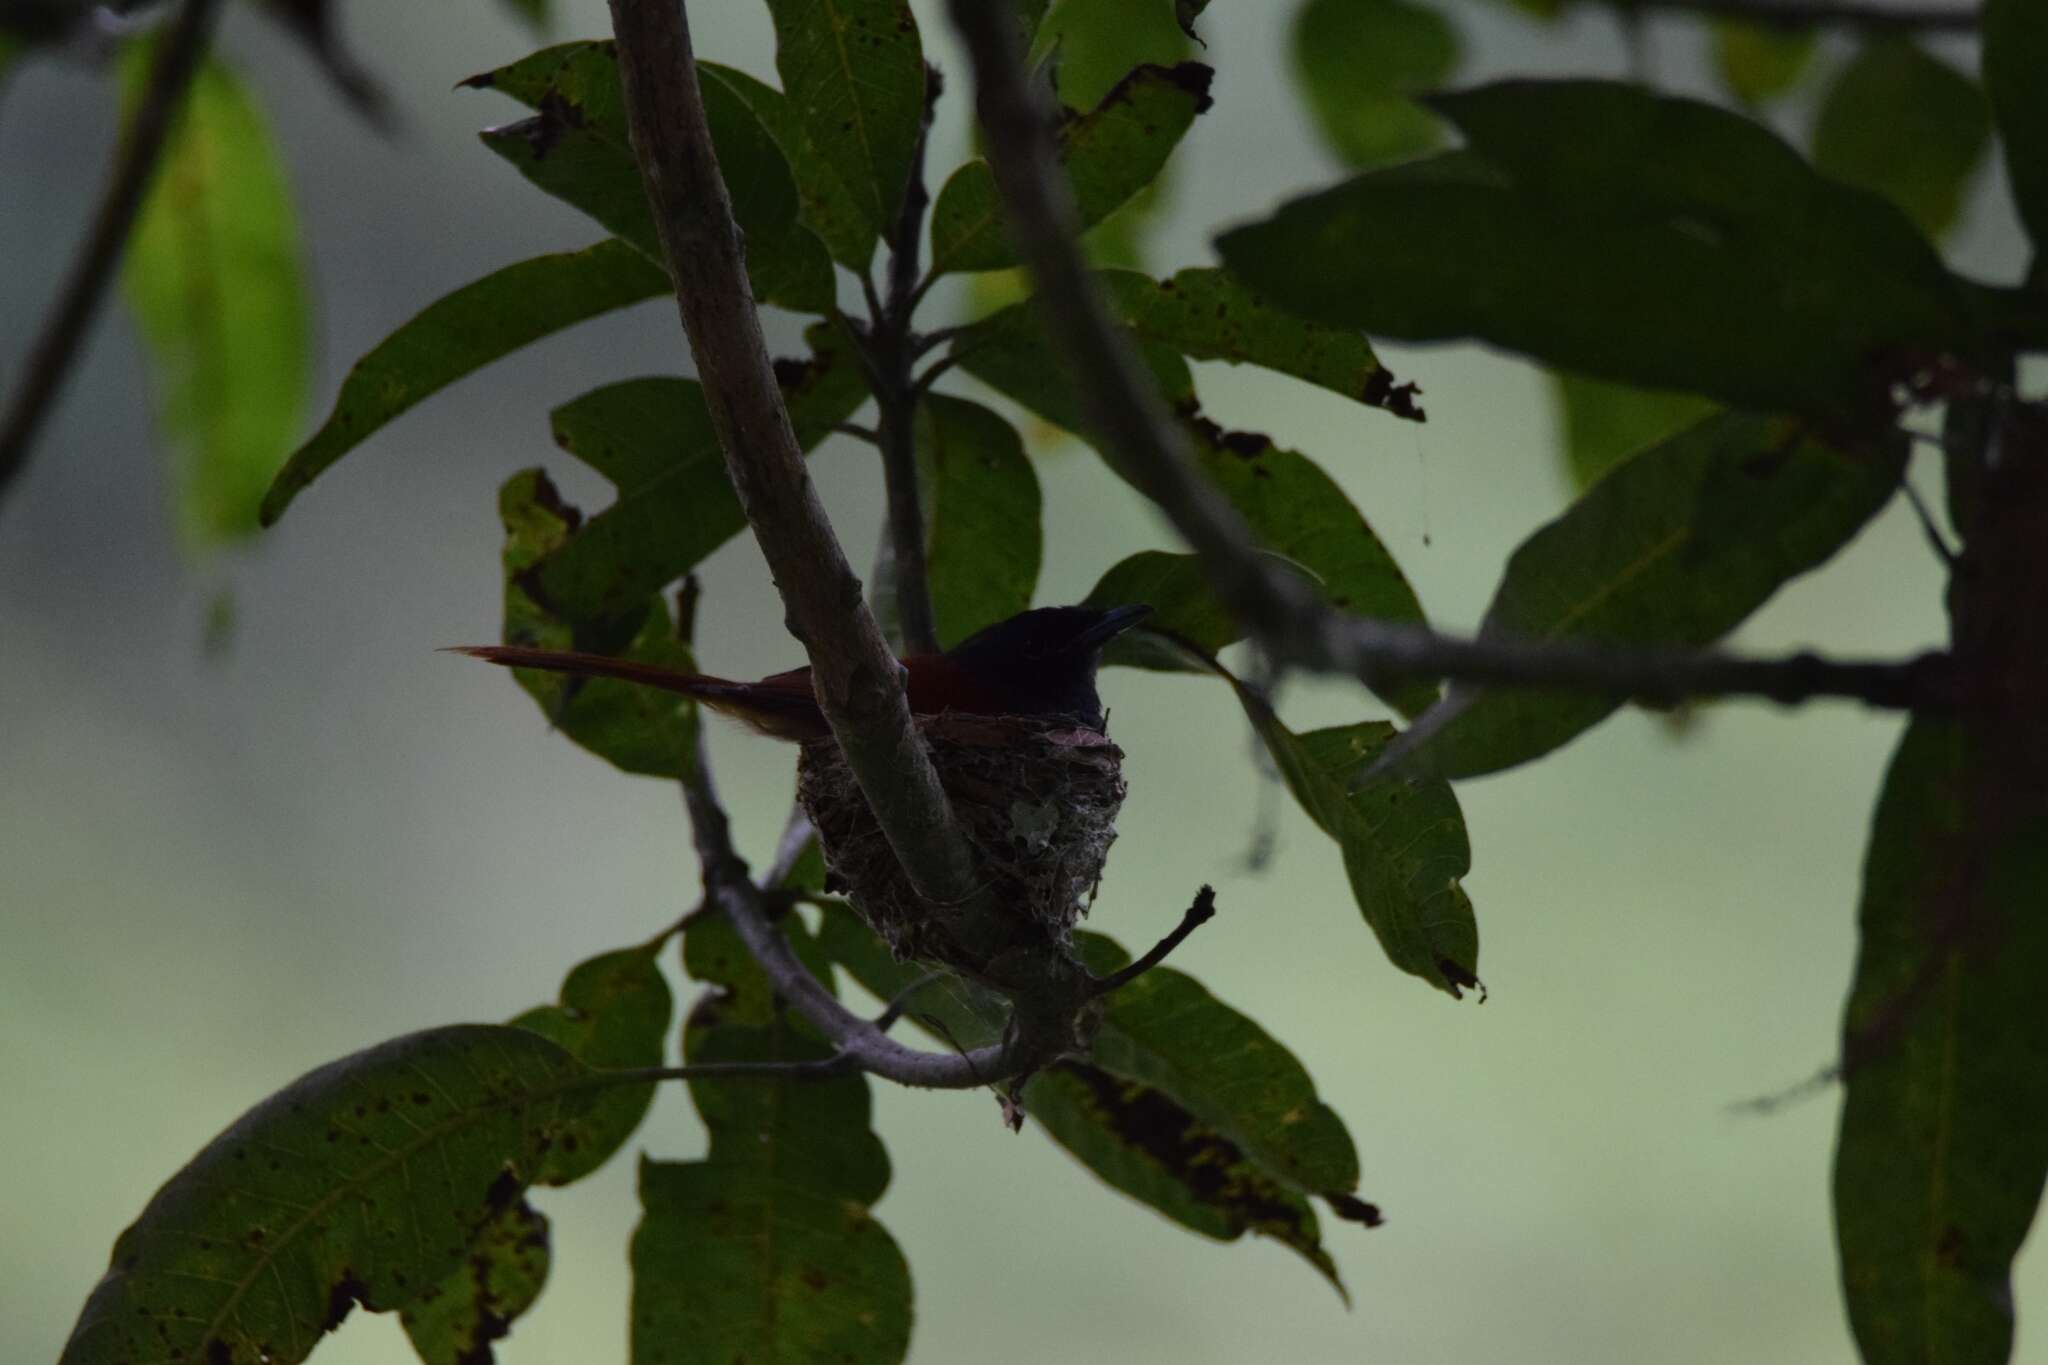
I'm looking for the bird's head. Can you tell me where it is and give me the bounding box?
[944,604,1153,728]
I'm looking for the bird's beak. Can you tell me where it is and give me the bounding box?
[1076,603,1154,648]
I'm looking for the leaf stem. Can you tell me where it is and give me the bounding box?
[0,0,227,513]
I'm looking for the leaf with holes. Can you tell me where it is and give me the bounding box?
[58,1026,595,1365]
[930,62,1213,274]
[121,47,307,546]
[1814,37,1989,242]
[1834,719,2048,1365]
[510,941,674,1182]
[1415,412,1904,779]
[534,325,869,624]
[1217,81,1981,427]
[262,241,667,524]
[399,1199,550,1365]
[765,0,927,239]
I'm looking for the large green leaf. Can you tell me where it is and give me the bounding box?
[1216,81,1980,426]
[1083,550,1238,671]
[496,469,704,776]
[1033,0,1190,107]
[929,62,1214,274]
[812,905,1371,1293]
[765,0,926,240]
[510,941,674,1183]
[59,1026,596,1365]
[121,48,307,546]
[632,908,909,1365]
[399,1199,550,1365]
[1100,268,1422,418]
[262,241,666,524]
[1416,412,1905,779]
[1710,18,1817,107]
[1551,372,1718,491]
[705,62,875,271]
[1813,38,1989,241]
[1232,687,1480,997]
[1292,0,1459,169]
[466,43,834,312]
[915,393,1042,647]
[954,302,1432,714]
[1984,0,2048,261]
[1834,719,2048,1365]
[531,326,868,623]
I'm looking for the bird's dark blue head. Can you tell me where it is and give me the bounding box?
[943,604,1152,729]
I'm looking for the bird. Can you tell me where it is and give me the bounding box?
[448,603,1154,743]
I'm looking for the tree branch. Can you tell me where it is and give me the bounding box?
[945,0,1961,720]
[1090,887,1217,996]
[1620,0,1978,30]
[605,0,1006,960]
[0,0,226,512]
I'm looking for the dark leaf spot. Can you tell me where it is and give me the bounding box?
[1323,1192,1385,1227]
[322,1271,369,1332]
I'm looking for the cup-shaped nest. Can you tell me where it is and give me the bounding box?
[797,713,1126,972]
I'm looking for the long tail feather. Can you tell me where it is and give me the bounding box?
[443,644,737,697]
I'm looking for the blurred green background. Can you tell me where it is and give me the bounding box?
[3,2,2040,1362]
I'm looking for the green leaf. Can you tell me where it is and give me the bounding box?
[497,471,706,775]
[1985,0,2048,260]
[1551,372,1718,490]
[467,43,834,312]
[1710,19,1817,107]
[914,393,1043,647]
[1084,551,1238,671]
[631,955,908,1365]
[121,48,307,546]
[930,62,1214,274]
[1814,37,1989,243]
[59,1026,596,1365]
[1033,0,1191,108]
[497,0,548,31]
[262,240,666,524]
[704,62,876,271]
[1230,686,1480,997]
[532,325,868,623]
[1215,81,1980,426]
[1834,719,2048,1365]
[1421,413,1904,779]
[1293,0,1459,169]
[953,300,1432,714]
[764,0,926,240]
[510,941,674,1182]
[812,905,1371,1293]
[399,1199,550,1365]
[1175,0,1209,39]
[1099,268,1423,418]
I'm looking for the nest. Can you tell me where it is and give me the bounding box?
[797,713,1126,972]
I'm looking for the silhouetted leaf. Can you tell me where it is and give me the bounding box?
[121,48,307,546]
[813,905,1369,1293]
[1710,18,1816,107]
[510,942,673,1183]
[496,470,703,776]
[705,62,875,270]
[1551,372,1717,490]
[1835,719,2048,1365]
[59,1027,596,1365]
[1230,687,1479,997]
[1216,81,1980,426]
[534,325,869,623]
[765,0,926,240]
[1176,0,1209,39]
[399,1200,549,1365]
[1419,413,1904,779]
[1985,0,2048,259]
[915,393,1043,646]
[954,302,1432,714]
[1814,38,1988,241]
[257,0,386,120]
[262,241,666,524]
[468,43,834,311]
[1293,0,1458,168]
[930,62,1213,273]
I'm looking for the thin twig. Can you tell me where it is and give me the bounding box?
[1090,887,1218,996]
[1621,0,1977,31]
[606,0,999,958]
[0,0,227,511]
[835,422,880,444]
[945,0,1960,720]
